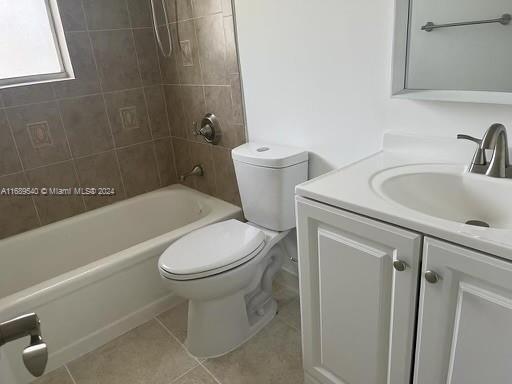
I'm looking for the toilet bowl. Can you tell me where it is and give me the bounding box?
[158,143,308,358]
[159,220,289,357]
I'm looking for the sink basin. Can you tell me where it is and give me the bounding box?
[371,164,512,229]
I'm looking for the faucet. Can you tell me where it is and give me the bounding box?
[0,313,48,377]
[179,164,204,182]
[457,123,511,178]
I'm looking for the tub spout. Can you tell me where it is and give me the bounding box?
[0,313,48,377]
[179,164,204,182]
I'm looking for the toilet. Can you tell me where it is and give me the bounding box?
[158,143,308,358]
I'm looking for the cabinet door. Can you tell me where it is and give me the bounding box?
[415,238,512,384]
[296,197,422,384]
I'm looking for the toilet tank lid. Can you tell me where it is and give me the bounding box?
[232,143,308,168]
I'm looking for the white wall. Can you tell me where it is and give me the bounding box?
[233,0,512,178]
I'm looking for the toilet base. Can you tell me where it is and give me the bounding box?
[185,296,278,358]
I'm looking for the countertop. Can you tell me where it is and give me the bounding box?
[296,131,512,261]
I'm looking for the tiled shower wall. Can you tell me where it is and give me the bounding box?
[0,0,245,240]
[157,0,245,205]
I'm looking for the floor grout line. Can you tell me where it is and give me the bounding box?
[153,316,202,364]
[64,364,78,384]
[197,360,223,384]
[154,316,224,384]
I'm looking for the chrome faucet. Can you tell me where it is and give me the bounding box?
[0,313,48,377]
[179,164,204,182]
[457,123,511,178]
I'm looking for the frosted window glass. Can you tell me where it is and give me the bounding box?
[0,0,62,79]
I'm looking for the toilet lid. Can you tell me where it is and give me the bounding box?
[159,219,265,279]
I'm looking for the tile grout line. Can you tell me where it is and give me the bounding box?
[153,317,203,365]
[153,316,224,384]
[82,0,128,201]
[2,109,43,226]
[64,364,79,384]
[125,0,165,188]
[55,97,88,211]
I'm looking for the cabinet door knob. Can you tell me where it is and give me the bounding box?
[424,270,440,284]
[393,260,407,272]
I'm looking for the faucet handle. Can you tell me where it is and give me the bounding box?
[457,134,486,165]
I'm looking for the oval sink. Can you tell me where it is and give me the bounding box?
[371,164,512,229]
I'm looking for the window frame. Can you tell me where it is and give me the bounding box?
[0,0,74,89]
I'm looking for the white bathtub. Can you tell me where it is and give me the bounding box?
[0,185,241,384]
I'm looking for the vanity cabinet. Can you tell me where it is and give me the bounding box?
[296,197,422,384]
[414,238,512,384]
[297,195,512,384]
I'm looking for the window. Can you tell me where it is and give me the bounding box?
[0,0,74,89]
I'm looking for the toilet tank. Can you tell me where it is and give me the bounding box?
[232,143,308,231]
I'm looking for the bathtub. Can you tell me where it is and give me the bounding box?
[0,185,241,384]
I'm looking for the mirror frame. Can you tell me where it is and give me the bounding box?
[391,0,512,105]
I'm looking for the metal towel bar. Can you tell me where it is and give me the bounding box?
[422,13,511,32]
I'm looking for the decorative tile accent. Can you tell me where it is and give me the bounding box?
[181,40,194,67]
[27,121,53,148]
[120,106,140,131]
[8,102,71,169]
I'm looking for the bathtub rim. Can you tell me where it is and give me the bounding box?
[0,185,242,319]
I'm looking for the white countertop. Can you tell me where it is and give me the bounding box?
[296,131,512,261]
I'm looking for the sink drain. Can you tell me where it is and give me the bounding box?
[465,220,490,228]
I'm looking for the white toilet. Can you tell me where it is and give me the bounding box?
[158,143,308,358]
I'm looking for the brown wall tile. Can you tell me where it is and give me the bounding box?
[126,0,152,28]
[105,89,152,147]
[230,74,244,125]
[7,102,72,169]
[0,0,244,239]
[176,20,202,85]
[53,32,101,98]
[164,85,186,138]
[133,28,162,86]
[145,86,171,139]
[221,0,232,16]
[0,110,22,176]
[75,151,125,209]
[26,162,85,225]
[204,86,244,148]
[223,16,239,75]
[90,30,141,92]
[0,173,40,239]
[172,138,216,195]
[117,142,160,197]
[83,0,131,30]
[195,14,227,85]
[58,0,87,31]
[212,145,240,206]
[154,138,177,186]
[60,95,114,157]
[157,24,180,85]
[193,0,222,17]
[1,84,55,108]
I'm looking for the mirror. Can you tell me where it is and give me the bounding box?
[392,0,512,104]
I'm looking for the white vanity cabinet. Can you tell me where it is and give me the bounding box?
[296,197,422,384]
[414,238,512,384]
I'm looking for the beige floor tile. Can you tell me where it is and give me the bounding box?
[31,367,74,384]
[67,319,198,384]
[158,301,189,343]
[273,283,301,330]
[204,319,303,384]
[279,298,301,331]
[172,366,218,384]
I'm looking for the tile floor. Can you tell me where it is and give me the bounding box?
[33,281,302,384]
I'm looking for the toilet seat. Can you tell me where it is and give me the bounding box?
[159,219,265,281]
